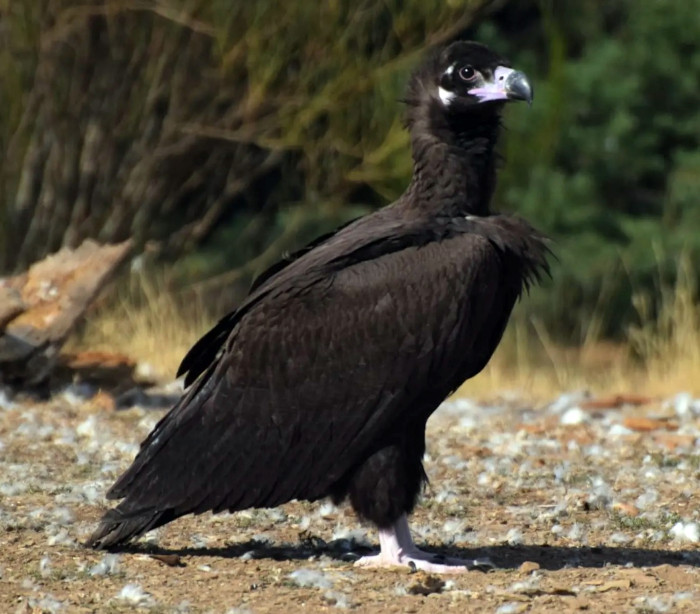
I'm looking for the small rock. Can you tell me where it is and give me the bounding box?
[39,556,52,578]
[635,490,658,510]
[560,407,589,426]
[669,392,693,417]
[580,394,652,410]
[406,572,445,596]
[608,532,632,544]
[669,521,700,543]
[317,501,337,518]
[89,554,120,576]
[653,433,696,451]
[608,424,634,436]
[76,415,99,439]
[150,554,184,567]
[505,528,523,546]
[549,585,577,596]
[323,590,351,608]
[612,502,639,517]
[0,387,14,409]
[623,417,676,432]
[518,561,540,574]
[90,390,116,412]
[594,579,631,593]
[619,569,658,586]
[548,391,590,415]
[495,603,528,614]
[116,583,153,606]
[289,568,333,589]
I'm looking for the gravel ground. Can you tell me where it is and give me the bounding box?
[1,385,700,613]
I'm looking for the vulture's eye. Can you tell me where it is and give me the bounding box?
[458,65,476,82]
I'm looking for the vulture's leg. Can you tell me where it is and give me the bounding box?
[344,429,491,572]
[354,514,486,573]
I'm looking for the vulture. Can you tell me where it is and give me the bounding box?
[88,41,550,573]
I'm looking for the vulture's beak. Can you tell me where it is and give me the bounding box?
[468,66,533,105]
[504,70,533,104]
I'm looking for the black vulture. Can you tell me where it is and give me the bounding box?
[88,41,549,573]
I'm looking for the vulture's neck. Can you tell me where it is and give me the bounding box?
[405,108,501,218]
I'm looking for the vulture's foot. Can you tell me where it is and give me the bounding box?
[355,514,493,573]
[354,547,478,573]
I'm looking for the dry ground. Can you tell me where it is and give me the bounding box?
[1,387,699,613]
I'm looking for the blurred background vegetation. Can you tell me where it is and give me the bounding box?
[2,0,700,388]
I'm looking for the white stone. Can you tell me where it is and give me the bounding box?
[560,407,588,425]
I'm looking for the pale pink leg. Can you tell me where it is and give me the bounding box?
[354,515,492,574]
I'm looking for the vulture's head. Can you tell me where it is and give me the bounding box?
[434,41,532,108]
[405,41,532,132]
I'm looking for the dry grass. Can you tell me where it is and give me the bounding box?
[627,253,700,395]
[460,332,634,402]
[464,254,700,400]
[67,271,213,379]
[69,257,700,398]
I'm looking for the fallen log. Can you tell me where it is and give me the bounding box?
[0,286,25,329]
[0,240,132,386]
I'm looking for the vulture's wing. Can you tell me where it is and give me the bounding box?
[176,216,364,388]
[89,217,547,548]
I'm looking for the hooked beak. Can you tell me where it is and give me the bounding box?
[504,70,533,104]
[468,66,533,105]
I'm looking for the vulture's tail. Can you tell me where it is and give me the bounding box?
[87,372,218,550]
[86,505,178,550]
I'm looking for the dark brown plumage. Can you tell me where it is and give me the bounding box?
[88,41,549,571]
